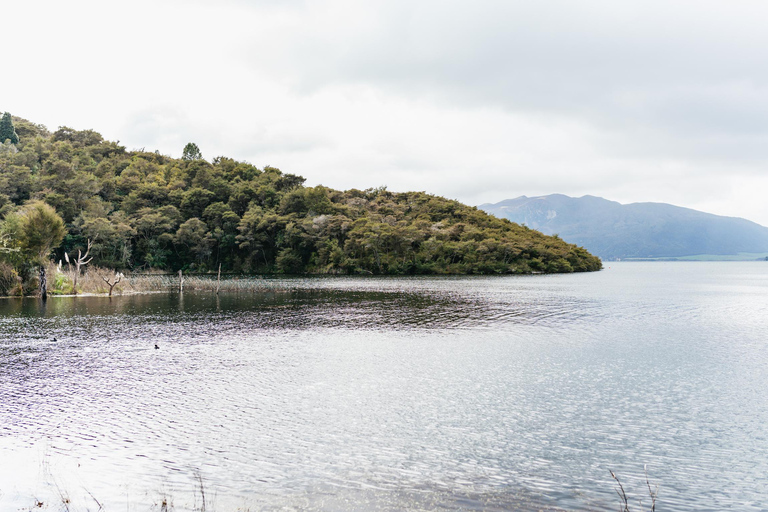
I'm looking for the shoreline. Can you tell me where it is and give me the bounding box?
[0,270,587,300]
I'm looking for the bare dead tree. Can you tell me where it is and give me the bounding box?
[178,269,184,293]
[99,271,123,297]
[216,263,221,295]
[65,239,92,295]
[39,266,48,302]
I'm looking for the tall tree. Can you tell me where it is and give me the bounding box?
[0,112,19,145]
[182,142,202,161]
[13,201,66,299]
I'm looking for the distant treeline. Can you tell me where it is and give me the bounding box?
[0,114,601,282]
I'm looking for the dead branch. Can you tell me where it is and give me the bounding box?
[67,239,93,294]
[99,270,123,297]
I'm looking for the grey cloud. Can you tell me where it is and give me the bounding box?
[119,107,193,155]
[248,0,768,164]
[230,132,333,161]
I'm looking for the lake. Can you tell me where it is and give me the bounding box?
[1,262,766,511]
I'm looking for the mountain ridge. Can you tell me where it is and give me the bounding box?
[479,194,768,260]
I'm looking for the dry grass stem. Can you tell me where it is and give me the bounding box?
[609,467,658,512]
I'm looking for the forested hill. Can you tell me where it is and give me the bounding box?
[0,114,601,274]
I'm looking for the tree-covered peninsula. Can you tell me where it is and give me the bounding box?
[0,113,601,293]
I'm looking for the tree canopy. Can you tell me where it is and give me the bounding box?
[182,142,202,161]
[0,112,19,145]
[0,115,602,276]
[5,200,66,263]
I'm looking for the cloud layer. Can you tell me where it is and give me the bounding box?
[6,0,768,224]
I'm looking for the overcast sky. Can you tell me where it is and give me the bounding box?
[5,0,768,225]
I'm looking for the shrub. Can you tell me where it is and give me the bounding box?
[0,262,20,296]
[51,270,74,295]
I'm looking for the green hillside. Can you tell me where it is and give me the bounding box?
[0,114,601,283]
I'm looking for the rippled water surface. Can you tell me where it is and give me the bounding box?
[1,263,767,511]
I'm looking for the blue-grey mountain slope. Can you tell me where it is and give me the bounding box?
[479,194,768,260]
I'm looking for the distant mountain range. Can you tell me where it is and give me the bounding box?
[479,194,768,261]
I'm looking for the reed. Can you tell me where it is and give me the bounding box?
[609,466,657,512]
[45,264,303,296]
[126,273,288,293]
[48,263,127,295]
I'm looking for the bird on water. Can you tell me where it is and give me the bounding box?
[154,343,159,349]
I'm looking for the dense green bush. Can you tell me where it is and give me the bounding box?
[51,271,74,295]
[0,114,602,278]
[0,262,20,295]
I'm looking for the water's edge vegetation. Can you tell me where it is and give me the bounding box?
[1,264,386,298]
[0,113,601,296]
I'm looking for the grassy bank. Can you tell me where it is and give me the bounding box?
[0,263,365,298]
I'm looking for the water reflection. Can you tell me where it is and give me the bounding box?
[1,265,767,511]
[0,277,599,335]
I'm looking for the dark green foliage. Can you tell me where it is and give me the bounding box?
[182,142,202,161]
[0,116,602,275]
[0,113,19,145]
[52,126,103,147]
[181,187,216,218]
